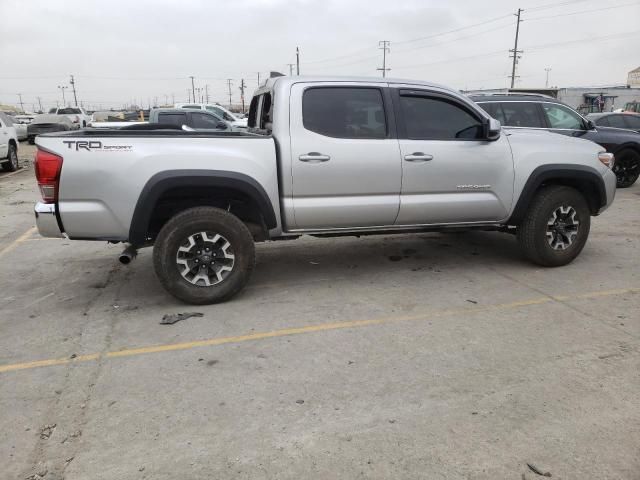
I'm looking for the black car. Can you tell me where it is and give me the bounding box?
[470,94,640,188]
[27,114,76,144]
[586,112,640,133]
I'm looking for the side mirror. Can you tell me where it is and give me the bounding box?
[216,122,228,129]
[586,120,596,130]
[486,117,501,141]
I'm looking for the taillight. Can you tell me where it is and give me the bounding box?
[73,116,79,123]
[34,148,63,203]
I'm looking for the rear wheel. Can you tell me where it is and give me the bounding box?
[2,144,18,172]
[517,186,590,267]
[613,149,640,188]
[153,207,255,304]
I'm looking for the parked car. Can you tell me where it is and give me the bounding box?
[27,114,76,144]
[0,112,19,171]
[34,76,616,304]
[174,103,248,127]
[48,107,92,128]
[586,112,640,133]
[471,94,640,188]
[8,115,28,141]
[13,114,35,125]
[149,108,232,130]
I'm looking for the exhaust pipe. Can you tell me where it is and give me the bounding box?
[119,244,137,265]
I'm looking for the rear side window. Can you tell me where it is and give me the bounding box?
[479,102,507,125]
[624,115,640,130]
[497,102,545,128]
[248,96,259,128]
[542,103,584,130]
[158,113,187,127]
[303,87,386,139]
[191,112,221,129]
[260,92,273,130]
[594,116,609,126]
[400,95,483,140]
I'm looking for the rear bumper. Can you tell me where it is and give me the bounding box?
[34,202,64,238]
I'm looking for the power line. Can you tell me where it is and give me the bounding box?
[525,0,589,12]
[527,1,640,20]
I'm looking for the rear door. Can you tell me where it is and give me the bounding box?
[289,83,401,229]
[622,114,640,132]
[394,89,514,225]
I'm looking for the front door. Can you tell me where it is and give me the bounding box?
[0,117,8,158]
[289,83,402,230]
[393,89,514,225]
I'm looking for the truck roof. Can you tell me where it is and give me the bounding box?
[255,75,459,96]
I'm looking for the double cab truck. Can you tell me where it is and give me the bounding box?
[34,76,617,304]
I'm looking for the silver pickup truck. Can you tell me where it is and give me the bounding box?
[34,76,617,304]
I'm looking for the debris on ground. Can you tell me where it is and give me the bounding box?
[39,424,56,439]
[466,299,478,304]
[527,463,552,477]
[295,399,305,404]
[160,312,203,325]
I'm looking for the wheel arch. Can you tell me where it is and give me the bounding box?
[129,170,277,246]
[508,164,607,225]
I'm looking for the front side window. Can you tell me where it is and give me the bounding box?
[605,115,627,128]
[400,95,482,140]
[303,87,386,139]
[191,112,222,129]
[542,103,585,130]
[57,108,81,114]
[158,113,187,127]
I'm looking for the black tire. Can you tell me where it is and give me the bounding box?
[2,144,18,172]
[153,207,255,304]
[28,136,35,145]
[517,186,590,267]
[612,149,640,188]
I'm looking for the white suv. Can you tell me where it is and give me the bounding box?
[174,103,247,128]
[48,107,92,128]
[0,112,19,172]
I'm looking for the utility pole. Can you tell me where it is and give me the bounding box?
[196,87,202,103]
[187,89,191,103]
[164,94,168,106]
[37,96,43,113]
[257,72,261,85]
[296,46,300,75]
[172,93,175,105]
[287,63,295,76]
[377,40,390,78]
[205,84,210,104]
[239,78,246,113]
[545,67,552,88]
[17,93,24,112]
[226,79,233,109]
[69,75,78,106]
[189,76,196,104]
[509,8,523,89]
[58,85,68,106]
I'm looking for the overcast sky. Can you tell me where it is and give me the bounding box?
[1,0,638,111]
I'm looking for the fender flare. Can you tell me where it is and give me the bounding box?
[129,169,277,245]
[508,164,607,225]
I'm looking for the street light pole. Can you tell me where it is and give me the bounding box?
[58,85,68,106]
[545,67,552,88]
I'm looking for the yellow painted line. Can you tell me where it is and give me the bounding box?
[0,226,36,258]
[0,286,637,375]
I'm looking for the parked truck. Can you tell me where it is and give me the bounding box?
[34,76,617,304]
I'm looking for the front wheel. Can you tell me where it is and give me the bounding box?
[613,148,640,188]
[153,207,255,304]
[517,186,590,267]
[2,144,18,172]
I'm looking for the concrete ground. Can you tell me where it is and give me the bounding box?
[1,143,639,480]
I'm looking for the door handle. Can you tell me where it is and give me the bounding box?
[299,152,330,163]
[404,152,433,162]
